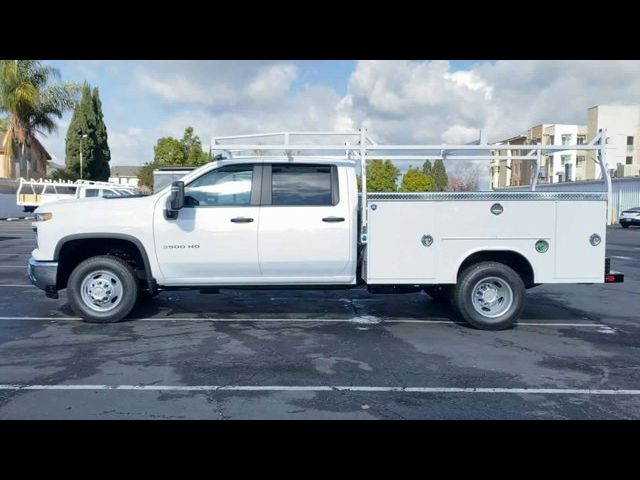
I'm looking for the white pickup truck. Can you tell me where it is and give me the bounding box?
[27,129,624,330]
[17,178,139,212]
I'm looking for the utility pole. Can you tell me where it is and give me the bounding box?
[78,129,88,179]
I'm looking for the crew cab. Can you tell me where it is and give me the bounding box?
[27,129,624,330]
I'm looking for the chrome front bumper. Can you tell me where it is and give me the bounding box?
[28,257,59,298]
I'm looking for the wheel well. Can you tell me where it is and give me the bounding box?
[56,238,150,291]
[457,251,535,288]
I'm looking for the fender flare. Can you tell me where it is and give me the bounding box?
[53,233,157,292]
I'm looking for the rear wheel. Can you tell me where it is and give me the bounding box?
[67,255,139,323]
[451,261,525,330]
[621,223,630,229]
[423,285,452,303]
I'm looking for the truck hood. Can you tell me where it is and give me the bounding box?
[35,194,157,218]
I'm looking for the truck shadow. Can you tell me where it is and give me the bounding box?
[121,288,589,325]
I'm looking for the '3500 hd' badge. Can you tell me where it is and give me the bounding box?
[162,244,200,249]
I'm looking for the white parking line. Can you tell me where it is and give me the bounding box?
[0,266,25,268]
[0,316,609,328]
[0,384,638,395]
[610,255,634,260]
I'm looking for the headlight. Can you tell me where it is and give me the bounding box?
[35,212,53,222]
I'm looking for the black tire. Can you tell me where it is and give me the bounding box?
[423,285,452,303]
[621,223,629,229]
[451,261,525,331]
[67,255,139,323]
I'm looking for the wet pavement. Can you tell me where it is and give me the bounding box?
[0,219,639,419]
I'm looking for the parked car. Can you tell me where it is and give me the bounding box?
[619,207,640,228]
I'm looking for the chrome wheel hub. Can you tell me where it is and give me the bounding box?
[471,276,513,319]
[80,270,123,312]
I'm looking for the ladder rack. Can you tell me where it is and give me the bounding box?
[212,127,611,240]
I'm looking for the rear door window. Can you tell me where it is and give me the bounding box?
[270,164,337,206]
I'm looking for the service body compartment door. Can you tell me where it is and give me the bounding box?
[555,201,606,281]
[367,201,437,283]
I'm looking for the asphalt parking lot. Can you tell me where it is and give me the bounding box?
[0,219,639,419]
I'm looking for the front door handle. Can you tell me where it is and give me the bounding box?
[230,217,254,223]
[322,217,345,223]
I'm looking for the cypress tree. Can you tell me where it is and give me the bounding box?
[432,158,449,191]
[64,83,110,181]
[91,87,111,180]
[422,159,433,177]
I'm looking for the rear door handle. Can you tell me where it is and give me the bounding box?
[322,217,345,223]
[230,217,254,223]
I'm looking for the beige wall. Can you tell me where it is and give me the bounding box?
[0,137,49,180]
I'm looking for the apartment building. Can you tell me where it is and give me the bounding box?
[528,124,588,184]
[489,135,528,189]
[586,105,640,180]
[490,125,586,188]
[491,105,640,188]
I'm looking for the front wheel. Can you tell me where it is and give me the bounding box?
[67,255,139,323]
[451,261,525,330]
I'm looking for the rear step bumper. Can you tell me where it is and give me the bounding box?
[605,271,624,283]
[604,257,624,283]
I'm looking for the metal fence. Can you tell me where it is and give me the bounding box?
[497,176,640,223]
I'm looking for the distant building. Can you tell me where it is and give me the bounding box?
[109,166,141,187]
[489,135,528,189]
[528,124,588,184]
[0,133,52,180]
[586,105,640,180]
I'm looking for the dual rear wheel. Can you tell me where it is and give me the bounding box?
[425,261,525,330]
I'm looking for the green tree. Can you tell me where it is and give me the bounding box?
[0,60,79,178]
[181,126,210,165]
[91,87,110,179]
[154,136,186,164]
[422,159,433,177]
[137,162,155,189]
[141,127,211,189]
[65,82,110,181]
[366,159,399,192]
[432,158,449,191]
[400,167,435,192]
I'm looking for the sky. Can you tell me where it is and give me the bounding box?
[41,60,640,178]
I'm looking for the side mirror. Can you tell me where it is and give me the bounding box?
[165,181,184,219]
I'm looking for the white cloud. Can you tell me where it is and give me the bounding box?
[344,60,640,144]
[133,61,299,109]
[41,60,640,182]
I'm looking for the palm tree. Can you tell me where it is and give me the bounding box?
[0,60,79,178]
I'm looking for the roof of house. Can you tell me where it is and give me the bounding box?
[47,162,65,172]
[110,165,141,177]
